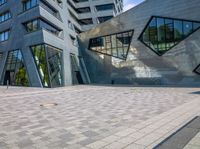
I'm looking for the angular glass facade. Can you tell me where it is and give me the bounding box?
[31,44,63,87]
[1,50,29,86]
[139,16,200,55]
[89,30,134,60]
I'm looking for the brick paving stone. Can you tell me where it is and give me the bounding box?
[104,141,127,149]
[124,143,146,149]
[86,140,108,149]
[183,132,200,149]
[0,86,200,148]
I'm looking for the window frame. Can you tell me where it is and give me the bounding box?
[22,0,38,12]
[30,43,63,88]
[88,29,134,60]
[1,49,30,86]
[138,16,200,56]
[0,29,10,42]
[23,17,63,38]
[0,10,12,24]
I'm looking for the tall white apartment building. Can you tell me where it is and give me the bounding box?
[67,0,123,32]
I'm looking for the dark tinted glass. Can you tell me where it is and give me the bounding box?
[139,16,200,55]
[2,50,29,86]
[89,30,134,60]
[31,44,63,87]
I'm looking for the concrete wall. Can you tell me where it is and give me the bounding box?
[79,0,200,86]
[67,0,123,31]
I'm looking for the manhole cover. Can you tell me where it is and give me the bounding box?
[40,103,58,108]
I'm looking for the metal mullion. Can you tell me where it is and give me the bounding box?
[155,17,159,51]
[106,37,110,54]
[13,50,19,85]
[110,35,112,56]
[121,33,125,56]
[164,18,167,51]
[45,46,52,88]
[110,36,112,55]
[38,46,44,85]
[172,19,175,45]
[182,21,184,38]
[148,20,151,47]
[114,34,117,57]
[116,34,119,57]
[102,36,108,54]
[155,18,160,50]
[49,56,55,75]
[21,50,27,85]
[100,37,103,52]
[16,51,22,86]
[104,37,107,54]
[38,46,42,63]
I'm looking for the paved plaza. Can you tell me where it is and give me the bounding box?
[0,85,200,149]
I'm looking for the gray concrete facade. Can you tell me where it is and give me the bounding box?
[67,0,123,31]
[79,0,200,86]
[0,0,88,87]
[0,0,123,88]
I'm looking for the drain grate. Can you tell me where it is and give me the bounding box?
[40,103,58,108]
[153,116,200,149]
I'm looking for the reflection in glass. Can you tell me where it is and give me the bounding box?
[47,46,62,87]
[23,0,38,11]
[31,44,63,88]
[0,11,11,23]
[0,30,9,42]
[2,50,29,86]
[183,21,192,37]
[174,20,183,42]
[139,16,200,55]
[89,30,133,60]
[24,19,62,37]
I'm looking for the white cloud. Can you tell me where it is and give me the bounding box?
[124,3,136,12]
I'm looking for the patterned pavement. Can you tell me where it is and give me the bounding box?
[184,132,200,149]
[0,85,200,149]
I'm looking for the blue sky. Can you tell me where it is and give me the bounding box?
[124,0,144,11]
